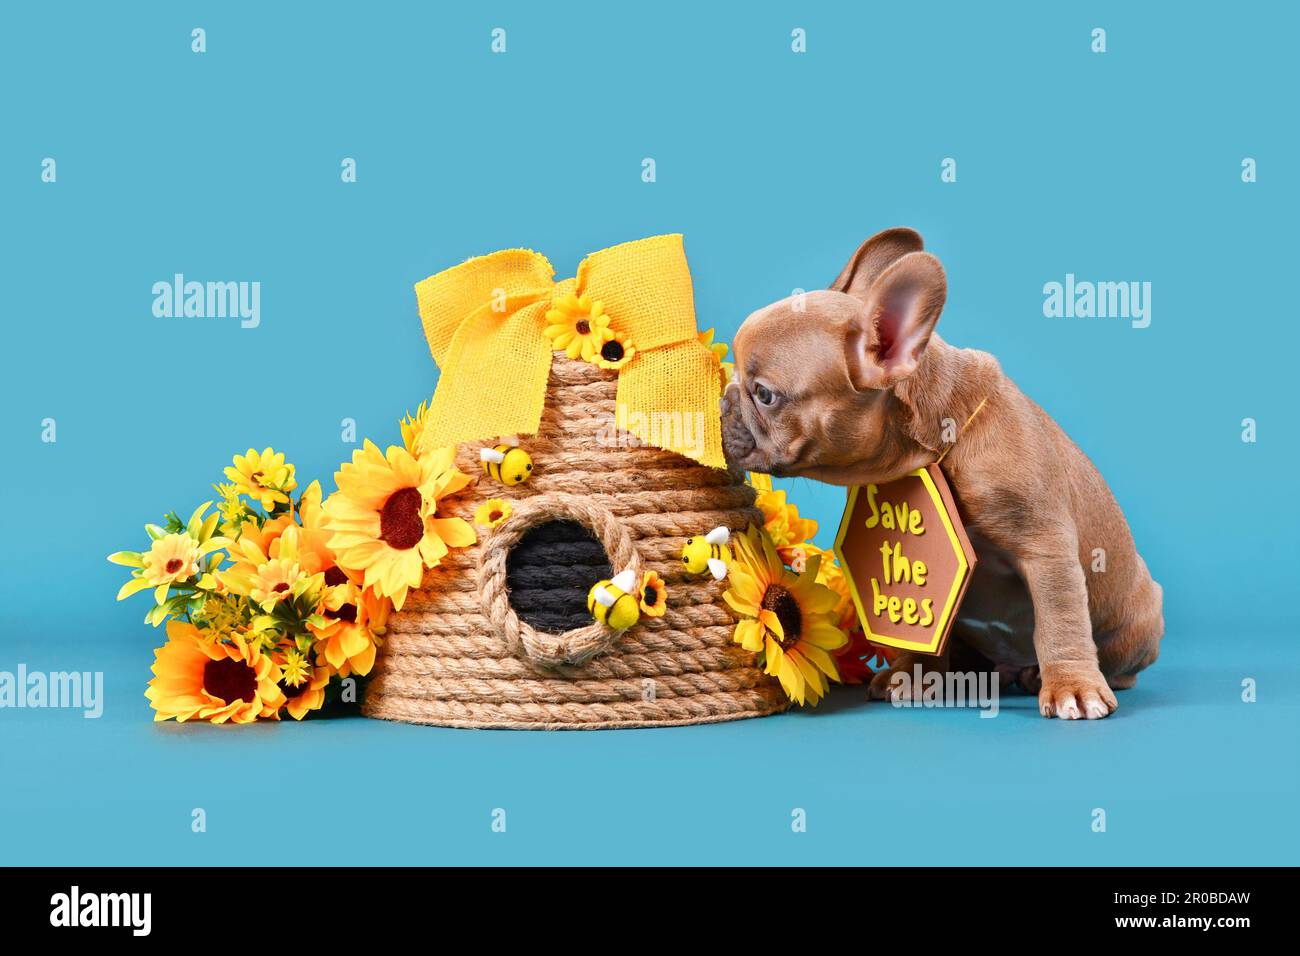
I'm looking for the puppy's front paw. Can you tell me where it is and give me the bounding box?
[867,652,944,703]
[1037,663,1118,720]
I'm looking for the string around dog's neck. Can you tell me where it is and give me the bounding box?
[934,396,989,465]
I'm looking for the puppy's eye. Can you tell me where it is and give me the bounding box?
[753,383,777,407]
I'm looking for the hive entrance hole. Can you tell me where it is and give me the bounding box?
[505,519,613,634]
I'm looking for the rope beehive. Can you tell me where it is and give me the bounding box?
[362,355,789,729]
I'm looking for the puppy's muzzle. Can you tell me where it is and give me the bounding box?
[720,385,759,468]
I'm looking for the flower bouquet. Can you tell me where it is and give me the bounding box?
[109,407,480,723]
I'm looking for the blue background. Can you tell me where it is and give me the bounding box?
[2,1,1296,865]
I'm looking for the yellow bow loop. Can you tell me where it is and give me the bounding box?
[414,235,724,468]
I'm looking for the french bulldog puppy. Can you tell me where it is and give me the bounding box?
[721,228,1163,719]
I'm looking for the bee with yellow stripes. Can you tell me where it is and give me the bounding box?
[587,569,641,631]
[480,436,533,486]
[681,526,731,580]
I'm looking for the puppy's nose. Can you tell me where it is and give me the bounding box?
[720,383,740,418]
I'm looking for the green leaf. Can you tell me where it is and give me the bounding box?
[116,576,153,601]
[197,511,219,544]
[186,500,213,537]
[107,550,144,568]
[144,524,166,541]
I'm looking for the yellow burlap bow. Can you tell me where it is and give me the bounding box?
[414,234,725,468]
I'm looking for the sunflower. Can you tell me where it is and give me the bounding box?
[592,330,636,371]
[473,498,513,529]
[224,447,298,511]
[723,525,847,706]
[276,649,330,720]
[309,577,391,677]
[788,543,859,634]
[322,441,476,610]
[400,401,431,457]
[638,570,668,617]
[141,533,201,588]
[145,621,285,723]
[544,294,612,360]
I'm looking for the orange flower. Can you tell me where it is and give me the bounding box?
[292,480,336,576]
[145,622,285,723]
[755,488,818,556]
[638,570,668,617]
[278,661,331,720]
[310,575,391,677]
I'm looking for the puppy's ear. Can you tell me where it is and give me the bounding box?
[831,227,925,300]
[844,251,946,390]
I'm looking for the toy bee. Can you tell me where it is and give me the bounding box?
[587,569,641,631]
[480,437,533,486]
[681,526,731,580]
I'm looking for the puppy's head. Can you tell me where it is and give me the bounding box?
[721,227,947,485]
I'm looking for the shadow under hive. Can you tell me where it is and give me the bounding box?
[362,355,790,729]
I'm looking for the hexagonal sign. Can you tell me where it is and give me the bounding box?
[833,464,977,656]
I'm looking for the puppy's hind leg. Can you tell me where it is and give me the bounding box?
[1096,579,1164,692]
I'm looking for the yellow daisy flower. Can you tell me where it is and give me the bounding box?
[544,294,612,360]
[474,498,513,529]
[224,447,298,511]
[321,441,476,610]
[400,401,431,457]
[141,533,200,588]
[248,557,304,611]
[592,330,636,371]
[723,526,847,706]
[145,621,285,723]
[112,501,228,616]
[638,570,668,618]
